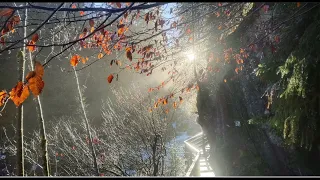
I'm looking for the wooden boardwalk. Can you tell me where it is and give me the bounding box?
[184,133,215,177]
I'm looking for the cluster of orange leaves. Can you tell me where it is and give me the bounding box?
[27,33,39,52]
[72,7,163,84]
[70,54,89,67]
[0,62,45,107]
[148,81,200,113]
[0,9,20,45]
[149,94,183,114]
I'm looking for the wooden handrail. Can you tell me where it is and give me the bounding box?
[184,132,211,176]
[185,152,200,177]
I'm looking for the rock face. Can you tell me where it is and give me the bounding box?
[195,3,320,176]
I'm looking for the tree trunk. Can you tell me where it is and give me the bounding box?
[16,4,28,176]
[28,55,50,176]
[73,67,99,176]
[25,11,50,176]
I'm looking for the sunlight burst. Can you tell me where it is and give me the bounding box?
[187,51,195,62]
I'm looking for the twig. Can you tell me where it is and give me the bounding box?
[0,3,166,13]
[0,3,65,54]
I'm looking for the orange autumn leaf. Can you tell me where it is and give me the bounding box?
[124,12,128,19]
[0,8,13,17]
[107,74,114,83]
[297,2,301,8]
[98,53,103,59]
[71,4,76,9]
[26,71,36,82]
[195,85,200,91]
[171,21,177,28]
[9,82,22,102]
[12,15,20,24]
[34,61,44,78]
[235,67,239,74]
[25,61,43,82]
[173,101,177,109]
[70,55,80,67]
[32,33,39,42]
[117,26,126,36]
[20,85,29,105]
[126,49,132,61]
[80,11,85,16]
[116,2,121,8]
[163,98,168,105]
[0,37,5,46]
[27,41,36,52]
[81,57,86,64]
[179,96,183,103]
[89,19,94,27]
[28,75,44,96]
[274,35,280,43]
[9,82,30,107]
[0,90,7,107]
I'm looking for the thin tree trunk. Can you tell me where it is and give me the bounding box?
[25,8,50,175]
[16,4,28,176]
[73,67,99,176]
[28,54,50,176]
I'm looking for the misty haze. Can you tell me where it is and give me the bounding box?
[0,2,320,177]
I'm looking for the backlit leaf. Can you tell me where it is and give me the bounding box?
[27,41,36,52]
[98,53,103,59]
[126,49,132,61]
[0,8,13,17]
[71,4,76,8]
[0,90,7,107]
[34,61,44,78]
[163,98,168,105]
[0,37,5,46]
[70,55,80,67]
[89,19,94,27]
[173,102,177,109]
[117,26,126,36]
[80,11,85,16]
[28,75,44,96]
[274,35,280,43]
[297,2,301,8]
[12,15,20,24]
[31,33,39,43]
[107,74,114,83]
[262,5,269,13]
[9,82,30,107]
[26,71,36,81]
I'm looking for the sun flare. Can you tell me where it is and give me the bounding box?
[187,52,195,62]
